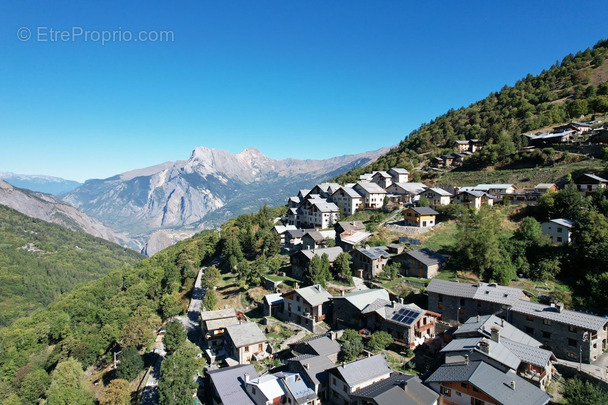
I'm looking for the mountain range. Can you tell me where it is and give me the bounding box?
[0,179,132,247]
[0,172,82,195]
[62,146,390,254]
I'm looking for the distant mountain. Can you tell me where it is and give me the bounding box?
[0,179,134,248]
[0,172,82,195]
[64,146,390,255]
[0,204,143,327]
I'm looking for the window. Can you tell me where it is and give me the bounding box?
[526,315,534,322]
[438,294,443,303]
[333,378,336,385]
[438,303,443,310]
[543,331,551,339]
[252,387,256,395]
[461,382,467,389]
[245,346,249,352]
[296,296,300,302]
[568,339,578,347]
[440,386,451,396]
[557,227,563,233]
[259,343,263,352]
[460,298,465,306]
[526,327,534,334]
[557,237,563,242]
[569,325,578,333]
[472,399,485,405]
[543,319,551,326]
[472,386,480,393]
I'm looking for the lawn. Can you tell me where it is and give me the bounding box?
[419,221,458,253]
[265,274,300,288]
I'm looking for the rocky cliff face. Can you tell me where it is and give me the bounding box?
[0,179,133,248]
[64,146,390,254]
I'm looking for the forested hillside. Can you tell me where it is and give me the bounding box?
[0,205,143,327]
[335,39,608,184]
[0,225,219,403]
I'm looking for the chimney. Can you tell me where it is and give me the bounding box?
[501,318,504,327]
[295,282,300,289]
[479,339,490,354]
[490,327,500,343]
[341,290,345,296]
[305,362,310,370]
[510,380,516,390]
[392,301,397,308]
[477,314,481,323]
[464,354,469,365]
[399,297,404,305]
[556,303,564,313]
[244,373,250,382]
[400,380,408,391]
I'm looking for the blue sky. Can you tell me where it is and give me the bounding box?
[1,1,606,182]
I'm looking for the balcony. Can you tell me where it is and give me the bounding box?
[417,322,435,333]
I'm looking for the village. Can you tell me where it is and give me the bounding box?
[187,127,608,405]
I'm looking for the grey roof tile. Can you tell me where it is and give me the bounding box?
[225,322,267,348]
[405,248,447,266]
[207,364,258,404]
[350,373,438,405]
[511,300,608,331]
[331,354,392,387]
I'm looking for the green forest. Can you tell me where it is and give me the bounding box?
[335,40,608,184]
[0,205,143,327]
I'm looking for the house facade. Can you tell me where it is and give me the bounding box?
[392,247,447,278]
[327,355,393,405]
[281,284,332,332]
[331,288,390,330]
[371,171,393,189]
[201,308,241,349]
[353,182,386,209]
[361,301,440,348]
[541,218,575,245]
[331,187,363,216]
[350,247,390,279]
[509,300,608,364]
[403,207,438,227]
[388,167,409,183]
[419,187,452,206]
[574,173,608,195]
[426,279,527,324]
[453,190,494,210]
[224,322,269,364]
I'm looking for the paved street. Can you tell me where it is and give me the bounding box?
[141,344,165,405]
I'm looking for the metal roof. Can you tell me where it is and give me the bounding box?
[295,284,332,307]
[511,300,608,331]
[333,186,363,199]
[453,315,542,347]
[389,167,409,174]
[207,364,258,404]
[355,182,387,194]
[274,224,298,234]
[426,361,551,405]
[263,293,284,306]
[349,373,438,405]
[427,187,452,196]
[299,246,344,262]
[575,173,608,183]
[274,372,318,404]
[200,308,237,321]
[298,335,341,357]
[548,218,575,228]
[441,337,521,370]
[334,288,390,311]
[426,280,523,306]
[391,182,428,195]
[246,374,285,401]
[288,354,334,386]
[501,339,555,368]
[331,354,392,387]
[474,184,515,191]
[340,230,372,245]
[225,322,267,348]
[426,279,477,299]
[361,300,426,327]
[205,317,241,331]
[356,246,391,260]
[405,248,447,267]
[409,207,439,215]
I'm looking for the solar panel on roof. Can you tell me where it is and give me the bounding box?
[399,237,409,243]
[391,308,420,325]
[410,239,421,245]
